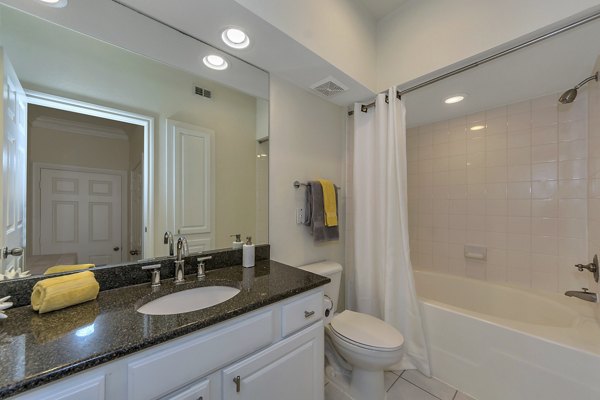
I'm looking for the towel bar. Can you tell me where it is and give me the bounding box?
[293,180,341,190]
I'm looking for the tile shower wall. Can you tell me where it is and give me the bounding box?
[407,92,592,293]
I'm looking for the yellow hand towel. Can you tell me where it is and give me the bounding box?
[44,264,95,275]
[31,271,100,314]
[318,179,338,227]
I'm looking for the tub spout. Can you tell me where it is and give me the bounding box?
[564,288,598,303]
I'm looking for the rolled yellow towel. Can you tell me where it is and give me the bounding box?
[44,264,95,275]
[318,179,338,227]
[31,271,100,314]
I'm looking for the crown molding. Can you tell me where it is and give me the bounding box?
[31,116,129,140]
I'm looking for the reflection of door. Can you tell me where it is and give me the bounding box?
[129,161,142,262]
[167,120,215,253]
[1,50,27,274]
[38,168,122,265]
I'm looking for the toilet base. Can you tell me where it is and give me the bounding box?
[349,368,386,400]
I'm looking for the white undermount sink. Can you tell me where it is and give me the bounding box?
[137,286,240,315]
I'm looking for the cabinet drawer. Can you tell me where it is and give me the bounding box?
[162,378,210,400]
[128,310,274,400]
[281,291,323,337]
[14,375,105,400]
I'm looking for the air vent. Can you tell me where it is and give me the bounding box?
[310,77,348,97]
[195,86,212,99]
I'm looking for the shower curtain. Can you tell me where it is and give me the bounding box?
[349,88,430,375]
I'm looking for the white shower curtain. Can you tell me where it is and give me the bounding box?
[349,88,430,375]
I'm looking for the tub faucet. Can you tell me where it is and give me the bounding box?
[174,236,188,284]
[573,254,599,283]
[564,288,598,303]
[164,231,174,256]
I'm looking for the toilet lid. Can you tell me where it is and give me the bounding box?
[330,310,404,351]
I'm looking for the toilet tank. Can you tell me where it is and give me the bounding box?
[298,261,342,324]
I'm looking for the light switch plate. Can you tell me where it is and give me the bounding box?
[296,208,304,224]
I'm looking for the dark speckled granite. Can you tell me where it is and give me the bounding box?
[0,245,270,308]
[0,260,329,399]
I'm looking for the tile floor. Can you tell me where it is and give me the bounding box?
[326,369,476,400]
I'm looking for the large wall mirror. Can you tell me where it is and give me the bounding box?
[0,4,269,279]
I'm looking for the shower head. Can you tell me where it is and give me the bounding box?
[559,72,599,104]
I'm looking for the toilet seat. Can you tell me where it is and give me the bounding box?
[329,310,404,352]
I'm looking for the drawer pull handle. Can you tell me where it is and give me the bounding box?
[304,310,315,318]
[233,375,241,393]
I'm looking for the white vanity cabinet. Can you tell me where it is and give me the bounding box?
[222,322,323,400]
[11,288,324,400]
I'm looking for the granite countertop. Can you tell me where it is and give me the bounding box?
[0,260,329,399]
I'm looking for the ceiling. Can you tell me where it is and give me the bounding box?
[0,0,375,104]
[352,0,408,21]
[403,16,600,127]
[2,0,599,122]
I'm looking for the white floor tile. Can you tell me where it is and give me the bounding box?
[324,381,351,400]
[454,391,477,400]
[385,371,400,391]
[401,370,457,400]
[387,378,439,400]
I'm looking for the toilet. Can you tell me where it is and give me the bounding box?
[299,261,404,400]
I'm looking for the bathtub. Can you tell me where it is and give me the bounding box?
[413,270,600,400]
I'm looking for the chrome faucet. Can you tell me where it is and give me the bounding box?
[164,231,174,256]
[564,288,598,303]
[174,236,188,284]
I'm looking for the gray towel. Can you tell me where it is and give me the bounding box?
[304,181,339,242]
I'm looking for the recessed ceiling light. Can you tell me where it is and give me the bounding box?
[444,94,466,104]
[470,125,485,131]
[222,28,250,49]
[36,0,68,8]
[203,55,228,71]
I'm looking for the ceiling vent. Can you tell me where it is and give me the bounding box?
[310,77,348,97]
[195,86,212,99]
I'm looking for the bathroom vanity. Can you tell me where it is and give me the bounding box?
[0,261,328,400]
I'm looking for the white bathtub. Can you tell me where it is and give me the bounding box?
[414,270,600,400]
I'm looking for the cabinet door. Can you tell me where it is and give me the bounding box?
[222,322,324,400]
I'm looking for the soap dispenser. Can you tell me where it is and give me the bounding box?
[242,236,255,268]
[230,234,243,250]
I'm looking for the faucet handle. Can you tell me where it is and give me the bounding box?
[197,256,212,279]
[141,263,161,270]
[582,288,589,293]
[141,264,162,287]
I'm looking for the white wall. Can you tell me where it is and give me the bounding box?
[377,0,600,91]
[269,76,345,268]
[234,0,377,92]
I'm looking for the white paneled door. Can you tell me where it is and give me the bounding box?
[38,168,123,266]
[1,49,27,274]
[167,120,215,253]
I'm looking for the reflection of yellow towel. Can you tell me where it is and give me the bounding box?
[31,301,99,344]
[318,179,338,227]
[44,264,95,275]
[31,271,100,314]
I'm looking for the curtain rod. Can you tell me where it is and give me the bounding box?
[347,91,401,116]
[347,8,600,117]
